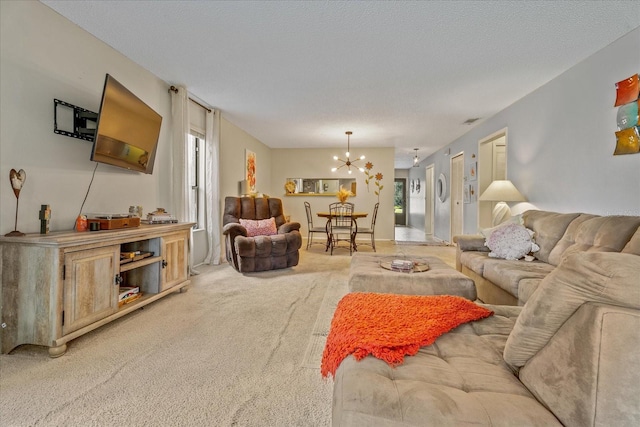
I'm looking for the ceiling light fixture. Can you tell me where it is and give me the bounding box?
[331,131,365,174]
[413,148,420,167]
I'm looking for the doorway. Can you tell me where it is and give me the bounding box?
[394,178,406,226]
[450,153,464,239]
[425,164,435,235]
[478,129,507,229]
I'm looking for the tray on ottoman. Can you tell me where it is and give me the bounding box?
[349,253,476,300]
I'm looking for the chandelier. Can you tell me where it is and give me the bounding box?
[331,131,365,174]
[413,148,420,167]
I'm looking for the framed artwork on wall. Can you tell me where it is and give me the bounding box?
[245,149,256,192]
[467,162,477,181]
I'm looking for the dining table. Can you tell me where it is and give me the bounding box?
[316,211,368,251]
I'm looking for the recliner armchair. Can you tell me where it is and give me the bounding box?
[223,196,302,272]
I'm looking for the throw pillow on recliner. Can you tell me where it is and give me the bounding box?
[239,217,278,237]
[485,222,540,260]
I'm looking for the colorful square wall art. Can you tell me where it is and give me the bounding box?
[616,100,639,130]
[245,149,256,192]
[614,126,640,155]
[614,74,640,156]
[614,74,639,107]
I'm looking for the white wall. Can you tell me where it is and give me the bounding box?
[406,166,426,230]
[271,148,396,241]
[413,27,640,242]
[0,1,173,234]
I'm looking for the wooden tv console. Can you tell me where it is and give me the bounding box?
[0,222,194,357]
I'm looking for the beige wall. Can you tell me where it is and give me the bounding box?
[219,116,272,201]
[271,147,396,241]
[0,1,172,234]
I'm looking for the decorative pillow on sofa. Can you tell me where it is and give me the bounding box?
[480,214,523,240]
[485,222,540,260]
[239,217,278,237]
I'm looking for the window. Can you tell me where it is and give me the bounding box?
[188,132,205,229]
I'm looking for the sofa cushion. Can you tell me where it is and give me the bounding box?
[522,211,582,264]
[482,260,554,299]
[548,215,640,265]
[520,303,640,427]
[503,251,640,368]
[239,217,277,237]
[623,227,640,254]
[545,214,597,265]
[459,251,490,276]
[517,278,544,305]
[333,305,562,426]
[484,223,539,260]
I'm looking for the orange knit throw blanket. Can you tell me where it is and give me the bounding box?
[321,293,493,378]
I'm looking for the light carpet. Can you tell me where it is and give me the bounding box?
[0,241,455,427]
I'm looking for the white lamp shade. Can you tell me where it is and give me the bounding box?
[479,180,526,202]
[479,180,526,226]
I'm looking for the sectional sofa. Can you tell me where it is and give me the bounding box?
[455,210,640,305]
[332,210,640,426]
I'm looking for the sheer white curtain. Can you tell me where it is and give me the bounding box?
[204,109,221,265]
[170,86,190,222]
[170,86,198,273]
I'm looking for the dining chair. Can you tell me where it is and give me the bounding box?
[354,202,379,252]
[328,202,356,255]
[304,201,327,249]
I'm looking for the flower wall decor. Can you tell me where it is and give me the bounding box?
[374,172,384,202]
[363,161,384,201]
[364,162,374,191]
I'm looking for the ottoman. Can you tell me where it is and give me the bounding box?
[349,253,477,300]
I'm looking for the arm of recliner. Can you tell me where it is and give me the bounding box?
[222,223,247,271]
[279,221,301,234]
[222,222,247,237]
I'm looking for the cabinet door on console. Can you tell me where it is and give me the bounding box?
[161,232,189,291]
[62,246,120,336]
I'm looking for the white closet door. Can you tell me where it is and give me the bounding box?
[450,153,464,240]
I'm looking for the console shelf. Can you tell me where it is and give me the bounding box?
[0,222,194,357]
[120,255,162,272]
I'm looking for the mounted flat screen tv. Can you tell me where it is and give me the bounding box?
[91,74,162,174]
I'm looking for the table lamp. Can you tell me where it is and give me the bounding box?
[479,180,526,226]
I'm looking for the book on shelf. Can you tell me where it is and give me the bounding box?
[144,212,177,224]
[121,251,141,259]
[119,286,139,300]
[119,286,142,307]
[120,251,153,264]
[119,293,142,307]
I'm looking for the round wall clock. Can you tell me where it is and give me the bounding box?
[437,173,447,202]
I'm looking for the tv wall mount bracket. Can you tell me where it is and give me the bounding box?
[53,99,98,142]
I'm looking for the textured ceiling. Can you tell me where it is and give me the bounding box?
[41,1,640,168]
